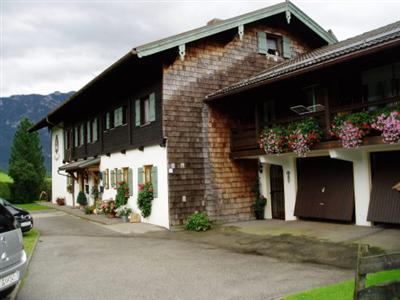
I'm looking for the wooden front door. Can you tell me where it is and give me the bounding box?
[270,165,285,219]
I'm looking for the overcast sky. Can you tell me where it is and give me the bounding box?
[1,0,399,97]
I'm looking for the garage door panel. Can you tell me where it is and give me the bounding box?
[368,151,400,224]
[295,157,354,222]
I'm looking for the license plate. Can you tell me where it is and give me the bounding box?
[21,221,31,227]
[0,271,19,289]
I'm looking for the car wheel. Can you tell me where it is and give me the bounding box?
[0,284,16,299]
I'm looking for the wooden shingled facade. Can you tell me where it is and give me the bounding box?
[162,22,314,225]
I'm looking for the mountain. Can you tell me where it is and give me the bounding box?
[0,91,75,172]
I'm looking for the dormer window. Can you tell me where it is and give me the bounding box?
[267,36,279,55]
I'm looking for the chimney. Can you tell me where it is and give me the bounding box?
[207,18,224,26]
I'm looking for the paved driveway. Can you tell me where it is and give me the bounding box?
[17,211,352,300]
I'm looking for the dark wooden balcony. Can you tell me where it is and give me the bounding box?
[230,96,399,159]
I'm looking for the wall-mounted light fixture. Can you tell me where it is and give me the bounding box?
[258,162,263,174]
[286,170,290,183]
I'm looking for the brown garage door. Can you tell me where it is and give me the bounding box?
[295,157,355,222]
[368,151,400,224]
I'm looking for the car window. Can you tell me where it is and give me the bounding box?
[0,204,16,233]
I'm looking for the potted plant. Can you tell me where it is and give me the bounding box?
[99,200,116,218]
[116,205,132,222]
[77,191,88,208]
[331,112,372,149]
[288,117,322,156]
[260,125,287,155]
[56,197,65,206]
[137,183,154,218]
[115,181,129,208]
[372,110,400,144]
[253,195,267,220]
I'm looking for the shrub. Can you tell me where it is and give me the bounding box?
[253,196,267,220]
[84,206,94,215]
[137,183,154,218]
[115,181,129,208]
[185,212,212,232]
[77,191,88,206]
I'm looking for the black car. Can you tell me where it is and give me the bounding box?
[0,198,33,233]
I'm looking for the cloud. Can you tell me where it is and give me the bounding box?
[1,0,399,96]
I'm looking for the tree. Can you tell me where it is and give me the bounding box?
[8,118,46,203]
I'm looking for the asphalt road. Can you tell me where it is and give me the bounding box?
[17,211,352,300]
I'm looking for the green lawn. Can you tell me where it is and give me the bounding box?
[285,269,400,300]
[15,202,53,212]
[0,171,13,183]
[23,228,40,257]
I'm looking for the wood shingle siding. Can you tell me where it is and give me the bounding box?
[163,24,313,225]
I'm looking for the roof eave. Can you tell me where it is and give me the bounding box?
[135,1,336,58]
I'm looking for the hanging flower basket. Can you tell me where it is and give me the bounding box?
[260,126,288,155]
[331,112,372,149]
[288,118,322,156]
[372,111,400,144]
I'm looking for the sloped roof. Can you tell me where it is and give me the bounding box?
[30,1,335,132]
[206,20,400,101]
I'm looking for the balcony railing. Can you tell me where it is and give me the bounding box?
[230,96,399,158]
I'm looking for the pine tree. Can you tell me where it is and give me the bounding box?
[8,118,46,203]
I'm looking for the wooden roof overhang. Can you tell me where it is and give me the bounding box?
[59,157,100,172]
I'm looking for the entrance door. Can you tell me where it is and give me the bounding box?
[270,165,285,219]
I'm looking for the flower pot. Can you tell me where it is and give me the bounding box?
[254,208,265,220]
[121,215,129,222]
[107,213,115,219]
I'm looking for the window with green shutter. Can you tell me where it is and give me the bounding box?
[282,36,292,58]
[114,107,124,127]
[92,118,98,142]
[128,168,133,196]
[138,167,144,185]
[257,32,267,54]
[111,169,115,188]
[135,93,156,126]
[149,93,156,122]
[151,166,158,198]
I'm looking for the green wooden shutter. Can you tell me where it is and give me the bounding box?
[282,36,292,58]
[138,167,144,185]
[92,118,98,142]
[135,100,141,126]
[151,166,158,198]
[257,32,267,54]
[128,168,133,196]
[149,93,156,122]
[74,127,78,147]
[111,169,115,188]
[116,169,121,183]
[105,169,109,189]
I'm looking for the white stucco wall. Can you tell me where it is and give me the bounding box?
[51,127,74,206]
[100,145,169,229]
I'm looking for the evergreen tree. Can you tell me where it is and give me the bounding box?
[8,118,46,203]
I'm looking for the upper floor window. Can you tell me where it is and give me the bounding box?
[362,63,400,102]
[257,32,291,58]
[104,106,126,131]
[135,93,156,127]
[86,118,99,143]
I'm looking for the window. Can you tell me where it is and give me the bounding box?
[105,112,113,131]
[86,121,92,143]
[74,126,79,147]
[79,124,84,146]
[138,165,158,198]
[362,63,400,102]
[92,118,98,142]
[65,129,72,150]
[257,32,291,58]
[114,106,126,127]
[135,93,156,127]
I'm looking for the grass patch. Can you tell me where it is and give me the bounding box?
[23,228,40,257]
[285,269,400,300]
[15,202,53,212]
[0,171,13,183]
